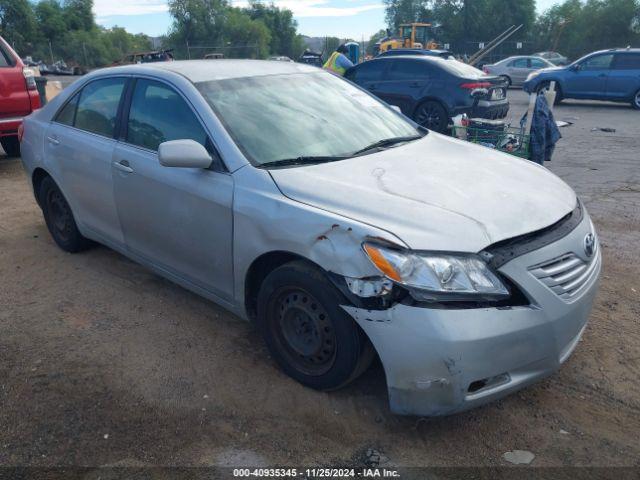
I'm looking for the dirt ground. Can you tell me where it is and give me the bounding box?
[1,90,639,474]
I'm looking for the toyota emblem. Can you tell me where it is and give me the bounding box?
[584,233,596,258]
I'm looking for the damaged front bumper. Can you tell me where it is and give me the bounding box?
[343,214,601,417]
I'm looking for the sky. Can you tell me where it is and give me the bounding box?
[96,0,563,40]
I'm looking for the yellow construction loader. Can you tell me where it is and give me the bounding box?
[378,23,438,54]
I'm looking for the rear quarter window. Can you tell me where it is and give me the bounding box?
[0,44,13,67]
[614,53,640,70]
[66,77,127,137]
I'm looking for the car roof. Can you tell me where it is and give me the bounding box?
[373,55,448,62]
[381,49,449,55]
[94,59,319,83]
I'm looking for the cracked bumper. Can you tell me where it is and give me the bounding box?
[343,215,601,416]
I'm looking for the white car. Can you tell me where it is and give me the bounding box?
[20,60,601,416]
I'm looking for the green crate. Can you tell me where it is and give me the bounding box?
[452,125,530,159]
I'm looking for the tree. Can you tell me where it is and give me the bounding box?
[224,8,271,58]
[245,0,302,57]
[62,0,94,31]
[366,29,388,55]
[35,0,66,42]
[534,0,640,59]
[384,0,431,30]
[384,0,537,54]
[0,0,38,52]
[167,0,229,57]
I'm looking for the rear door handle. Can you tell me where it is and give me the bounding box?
[47,136,59,145]
[113,159,133,173]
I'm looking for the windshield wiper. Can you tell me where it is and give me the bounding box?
[258,155,350,169]
[351,135,424,157]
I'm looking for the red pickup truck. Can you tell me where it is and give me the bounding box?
[0,35,41,157]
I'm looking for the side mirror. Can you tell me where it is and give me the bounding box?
[570,63,581,72]
[158,139,212,169]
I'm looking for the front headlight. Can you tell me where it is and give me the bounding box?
[363,243,509,302]
[526,71,541,82]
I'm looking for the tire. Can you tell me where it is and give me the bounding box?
[537,81,563,105]
[1,136,20,157]
[632,89,640,110]
[414,100,449,133]
[500,75,512,87]
[39,176,92,253]
[256,260,375,391]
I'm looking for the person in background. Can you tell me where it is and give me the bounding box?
[323,44,354,76]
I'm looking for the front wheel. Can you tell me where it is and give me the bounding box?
[0,136,20,157]
[414,100,448,133]
[632,89,640,110]
[257,261,374,391]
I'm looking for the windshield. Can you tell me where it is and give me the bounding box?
[196,72,421,166]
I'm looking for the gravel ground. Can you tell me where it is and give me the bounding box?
[0,90,639,473]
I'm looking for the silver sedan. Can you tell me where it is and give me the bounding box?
[483,55,556,87]
[20,60,600,416]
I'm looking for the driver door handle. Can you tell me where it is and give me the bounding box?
[113,159,133,173]
[47,136,60,146]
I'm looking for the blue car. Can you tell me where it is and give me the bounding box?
[345,56,509,133]
[523,48,640,109]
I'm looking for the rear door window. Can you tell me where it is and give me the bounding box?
[74,78,126,137]
[389,60,432,80]
[126,79,208,152]
[613,53,640,70]
[511,58,529,68]
[349,60,387,83]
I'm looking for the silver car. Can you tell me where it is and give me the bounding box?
[534,51,570,66]
[484,55,555,87]
[20,61,601,416]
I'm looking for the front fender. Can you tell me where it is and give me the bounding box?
[231,166,408,320]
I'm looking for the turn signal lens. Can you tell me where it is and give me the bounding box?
[363,244,402,282]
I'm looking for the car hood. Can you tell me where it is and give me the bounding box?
[538,65,566,74]
[268,133,577,253]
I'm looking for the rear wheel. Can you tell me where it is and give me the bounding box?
[39,176,92,253]
[537,81,563,105]
[414,100,448,133]
[500,75,512,87]
[0,136,20,157]
[257,261,375,391]
[632,89,640,110]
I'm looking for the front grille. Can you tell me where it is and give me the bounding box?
[528,242,600,301]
